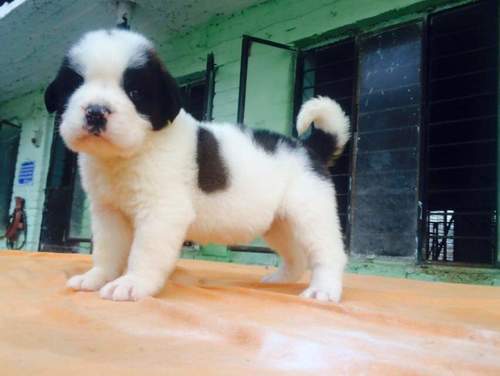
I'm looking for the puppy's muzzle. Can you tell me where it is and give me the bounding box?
[84,104,110,135]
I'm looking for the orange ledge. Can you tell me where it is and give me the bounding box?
[0,250,499,375]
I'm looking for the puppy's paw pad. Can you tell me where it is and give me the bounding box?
[300,286,342,303]
[99,275,160,301]
[67,268,115,291]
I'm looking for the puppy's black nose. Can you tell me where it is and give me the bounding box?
[84,104,110,134]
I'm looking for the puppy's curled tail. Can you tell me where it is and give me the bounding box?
[296,96,350,165]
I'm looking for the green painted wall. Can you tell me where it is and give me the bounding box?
[160,0,471,258]
[1,0,498,284]
[157,0,469,123]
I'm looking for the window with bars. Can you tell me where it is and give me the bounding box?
[297,26,422,257]
[238,2,497,262]
[180,79,208,121]
[179,54,215,122]
[299,39,357,240]
[423,0,498,265]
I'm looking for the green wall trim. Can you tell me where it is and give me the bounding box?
[294,0,473,48]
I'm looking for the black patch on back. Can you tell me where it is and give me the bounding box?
[122,51,181,130]
[252,129,298,153]
[44,57,84,114]
[196,127,229,193]
[305,149,331,179]
[303,128,338,164]
[252,128,331,179]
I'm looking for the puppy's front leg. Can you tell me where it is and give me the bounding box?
[67,204,132,291]
[100,205,193,301]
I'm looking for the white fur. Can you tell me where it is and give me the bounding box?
[63,30,349,302]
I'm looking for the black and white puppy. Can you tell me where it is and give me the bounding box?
[45,29,350,302]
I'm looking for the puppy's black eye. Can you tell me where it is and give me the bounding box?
[128,89,141,101]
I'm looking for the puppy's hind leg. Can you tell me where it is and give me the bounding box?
[285,176,347,302]
[261,217,307,284]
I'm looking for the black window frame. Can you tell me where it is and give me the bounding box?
[419,0,499,267]
[179,53,216,122]
[0,119,21,234]
[237,34,296,125]
[293,5,498,266]
[293,37,359,249]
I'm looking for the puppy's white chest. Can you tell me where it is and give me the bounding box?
[82,158,144,214]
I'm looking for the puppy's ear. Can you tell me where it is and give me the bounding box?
[124,51,182,130]
[154,54,182,127]
[44,58,83,114]
[44,80,59,113]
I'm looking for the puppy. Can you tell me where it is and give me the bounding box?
[44,29,350,302]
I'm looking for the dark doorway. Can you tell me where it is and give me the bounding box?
[0,120,21,235]
[39,116,87,252]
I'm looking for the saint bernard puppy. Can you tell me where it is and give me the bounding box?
[45,29,350,302]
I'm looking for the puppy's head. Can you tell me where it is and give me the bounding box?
[45,29,181,158]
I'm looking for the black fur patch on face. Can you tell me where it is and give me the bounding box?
[196,127,229,193]
[122,51,181,130]
[45,57,84,114]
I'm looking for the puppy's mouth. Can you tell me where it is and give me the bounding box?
[79,126,110,140]
[71,133,125,157]
[75,132,112,145]
[88,128,103,137]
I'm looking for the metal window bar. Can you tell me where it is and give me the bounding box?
[203,53,215,121]
[428,114,497,127]
[430,68,497,83]
[429,44,497,62]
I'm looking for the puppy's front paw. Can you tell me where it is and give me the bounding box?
[67,267,119,291]
[99,274,163,301]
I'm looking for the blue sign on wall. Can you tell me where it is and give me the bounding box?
[18,161,35,185]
